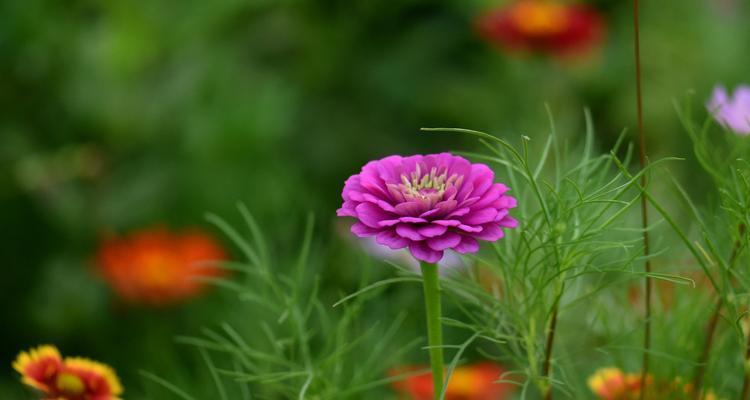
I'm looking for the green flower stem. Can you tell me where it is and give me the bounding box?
[420,262,444,399]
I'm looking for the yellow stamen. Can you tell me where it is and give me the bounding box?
[56,373,85,395]
[511,1,569,35]
[398,167,461,202]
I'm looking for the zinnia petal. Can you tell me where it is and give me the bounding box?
[474,224,505,241]
[356,202,394,228]
[427,232,462,251]
[454,236,480,254]
[396,224,426,241]
[376,230,410,250]
[409,242,444,263]
[417,224,448,238]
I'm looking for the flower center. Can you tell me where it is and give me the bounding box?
[511,1,569,36]
[56,372,85,395]
[141,253,175,288]
[447,369,478,395]
[398,164,463,204]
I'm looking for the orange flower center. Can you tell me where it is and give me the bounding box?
[448,369,478,395]
[56,372,85,395]
[510,1,569,36]
[140,252,176,288]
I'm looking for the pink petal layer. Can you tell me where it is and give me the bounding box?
[409,242,444,263]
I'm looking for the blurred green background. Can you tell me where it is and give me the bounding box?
[1,0,748,398]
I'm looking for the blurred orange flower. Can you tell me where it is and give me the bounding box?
[13,345,122,400]
[391,362,513,400]
[96,227,227,305]
[477,0,604,57]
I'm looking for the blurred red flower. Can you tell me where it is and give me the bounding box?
[391,362,514,400]
[96,227,227,305]
[477,0,604,57]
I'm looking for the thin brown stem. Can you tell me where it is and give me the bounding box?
[741,331,750,400]
[738,224,750,400]
[632,0,652,398]
[692,298,723,400]
[693,224,745,399]
[543,302,560,400]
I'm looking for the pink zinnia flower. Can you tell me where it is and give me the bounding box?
[707,85,750,135]
[337,153,517,263]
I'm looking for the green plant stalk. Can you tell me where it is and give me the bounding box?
[421,262,444,399]
[542,280,565,400]
[542,304,559,400]
[741,333,750,400]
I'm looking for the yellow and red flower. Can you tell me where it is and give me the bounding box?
[391,362,513,400]
[13,345,122,400]
[588,368,644,400]
[477,0,604,57]
[588,368,722,400]
[96,227,227,305]
[677,379,720,400]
